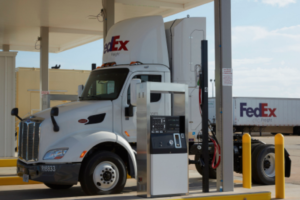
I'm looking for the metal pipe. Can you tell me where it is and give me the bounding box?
[201,40,209,193]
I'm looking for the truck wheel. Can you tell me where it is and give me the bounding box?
[44,183,73,190]
[252,145,275,185]
[194,154,216,179]
[80,151,127,195]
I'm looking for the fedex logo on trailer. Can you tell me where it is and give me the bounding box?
[240,103,276,117]
[104,35,129,54]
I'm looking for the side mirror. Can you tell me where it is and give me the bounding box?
[50,107,59,132]
[51,107,59,116]
[11,108,18,116]
[11,108,22,121]
[130,79,141,107]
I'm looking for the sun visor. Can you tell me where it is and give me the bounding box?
[103,16,169,67]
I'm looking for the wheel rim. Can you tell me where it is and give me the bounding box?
[93,161,119,191]
[262,153,275,178]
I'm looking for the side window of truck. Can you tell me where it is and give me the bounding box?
[127,75,162,104]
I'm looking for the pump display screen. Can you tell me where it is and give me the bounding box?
[150,116,183,134]
[166,118,180,132]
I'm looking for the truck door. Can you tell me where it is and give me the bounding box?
[121,72,166,142]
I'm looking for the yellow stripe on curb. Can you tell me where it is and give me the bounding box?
[172,192,271,200]
[0,159,17,167]
[0,177,41,186]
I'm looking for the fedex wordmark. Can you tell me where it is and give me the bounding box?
[104,35,129,54]
[240,103,276,118]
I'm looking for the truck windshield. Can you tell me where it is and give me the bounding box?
[80,68,129,101]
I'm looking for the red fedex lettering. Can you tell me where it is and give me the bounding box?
[269,108,276,117]
[104,35,129,54]
[119,40,129,51]
[261,103,268,117]
[111,35,120,51]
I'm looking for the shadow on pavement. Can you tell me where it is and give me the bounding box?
[0,177,249,200]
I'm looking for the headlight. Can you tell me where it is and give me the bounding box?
[43,149,68,160]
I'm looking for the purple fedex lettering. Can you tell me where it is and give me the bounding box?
[240,103,247,117]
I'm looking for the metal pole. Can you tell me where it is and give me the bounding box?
[102,0,115,46]
[201,40,209,193]
[214,0,234,192]
[210,79,213,97]
[40,27,49,110]
[213,80,215,97]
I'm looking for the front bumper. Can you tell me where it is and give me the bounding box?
[17,160,81,185]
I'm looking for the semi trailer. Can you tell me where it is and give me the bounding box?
[12,16,291,195]
[209,97,300,135]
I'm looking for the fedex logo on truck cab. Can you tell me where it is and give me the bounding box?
[104,35,129,54]
[240,103,276,117]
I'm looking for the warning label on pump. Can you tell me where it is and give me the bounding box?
[222,68,232,86]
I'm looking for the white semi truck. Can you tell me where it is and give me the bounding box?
[12,16,291,195]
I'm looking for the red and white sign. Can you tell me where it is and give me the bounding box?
[41,90,50,98]
[222,68,232,86]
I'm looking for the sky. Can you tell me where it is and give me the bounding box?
[16,0,300,98]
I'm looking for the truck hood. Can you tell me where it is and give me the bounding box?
[33,100,114,162]
[31,100,108,119]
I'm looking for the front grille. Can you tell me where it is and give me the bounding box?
[18,119,42,162]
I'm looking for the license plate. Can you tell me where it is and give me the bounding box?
[23,174,29,183]
[41,165,56,172]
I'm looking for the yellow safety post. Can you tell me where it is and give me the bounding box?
[275,134,285,199]
[242,133,251,189]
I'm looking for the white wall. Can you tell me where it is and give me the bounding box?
[0,52,17,157]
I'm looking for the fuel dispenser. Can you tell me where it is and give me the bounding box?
[133,81,189,198]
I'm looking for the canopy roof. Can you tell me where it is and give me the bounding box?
[0,0,212,53]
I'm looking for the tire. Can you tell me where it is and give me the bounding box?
[251,143,263,153]
[80,151,127,195]
[194,153,216,179]
[44,183,73,190]
[252,145,275,185]
[251,144,265,184]
[293,126,300,135]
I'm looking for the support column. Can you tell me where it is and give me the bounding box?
[40,27,49,110]
[214,0,234,192]
[0,51,18,157]
[102,0,115,45]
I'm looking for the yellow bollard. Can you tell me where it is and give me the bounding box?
[242,133,251,189]
[275,134,285,199]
